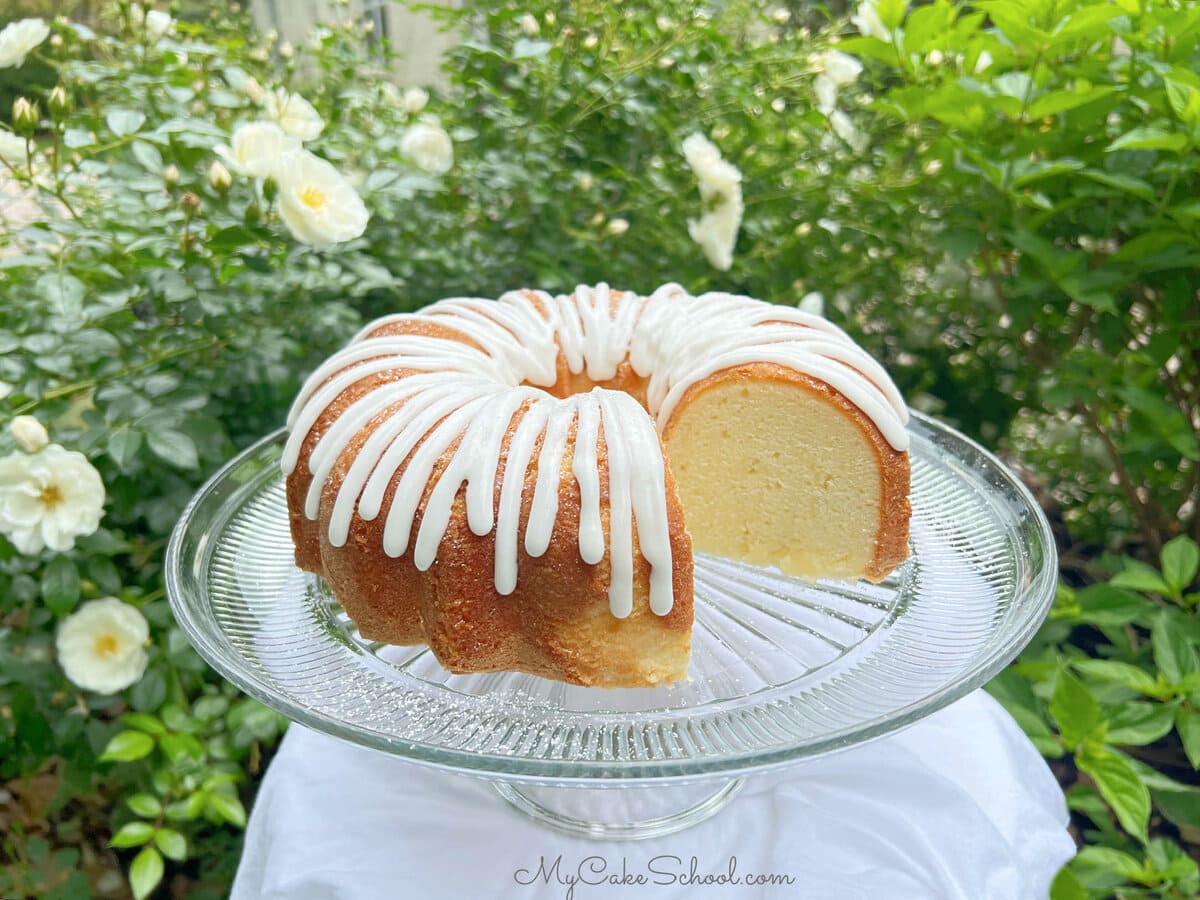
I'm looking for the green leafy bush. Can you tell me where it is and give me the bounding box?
[0,0,1197,896]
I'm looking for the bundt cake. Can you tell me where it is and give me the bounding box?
[282,283,910,687]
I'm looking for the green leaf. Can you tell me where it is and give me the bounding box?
[1165,77,1200,128]
[1051,4,1122,42]
[1028,86,1118,119]
[161,703,198,733]
[107,429,143,468]
[146,430,199,469]
[160,732,205,765]
[130,140,163,174]
[26,836,49,864]
[874,0,907,30]
[1078,169,1156,202]
[1010,157,1086,188]
[1105,702,1177,746]
[88,556,122,594]
[37,272,85,318]
[100,730,155,763]
[1169,199,1200,222]
[42,557,81,616]
[1176,708,1200,769]
[110,821,155,848]
[1153,613,1199,685]
[898,1,957,53]
[121,712,166,736]
[1050,668,1102,746]
[1049,866,1088,900]
[129,846,164,900]
[1073,845,1144,879]
[1077,749,1151,843]
[1112,230,1195,268]
[1074,660,1161,696]
[192,695,229,722]
[1162,536,1200,595]
[106,109,147,137]
[1074,584,1156,626]
[164,793,206,822]
[833,36,899,65]
[1129,755,1200,793]
[1158,790,1200,831]
[511,38,552,60]
[988,669,1053,736]
[127,793,163,818]
[1106,127,1188,153]
[1110,561,1172,596]
[974,0,1049,45]
[206,791,247,828]
[153,827,187,861]
[993,71,1034,102]
[130,667,168,712]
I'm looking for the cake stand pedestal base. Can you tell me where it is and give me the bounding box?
[492,778,746,840]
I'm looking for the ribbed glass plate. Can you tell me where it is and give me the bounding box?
[166,412,1056,783]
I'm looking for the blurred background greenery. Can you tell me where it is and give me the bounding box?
[1,0,1198,897]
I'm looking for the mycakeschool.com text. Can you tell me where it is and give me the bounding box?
[513,854,796,899]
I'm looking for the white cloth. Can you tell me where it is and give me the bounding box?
[232,691,1074,900]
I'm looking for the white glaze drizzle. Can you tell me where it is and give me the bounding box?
[494,401,552,594]
[285,282,908,618]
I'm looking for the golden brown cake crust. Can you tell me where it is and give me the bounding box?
[292,314,693,688]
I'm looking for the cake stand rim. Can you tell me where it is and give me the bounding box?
[165,411,1057,784]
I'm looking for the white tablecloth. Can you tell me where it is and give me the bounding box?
[232,691,1074,900]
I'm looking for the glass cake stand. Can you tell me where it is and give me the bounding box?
[165,412,1057,839]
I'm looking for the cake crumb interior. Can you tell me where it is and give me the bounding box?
[662,376,881,579]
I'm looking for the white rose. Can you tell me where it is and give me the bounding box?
[242,75,267,105]
[266,88,324,142]
[10,415,48,453]
[56,598,149,694]
[519,13,540,37]
[215,121,299,179]
[276,150,369,245]
[813,49,863,87]
[0,443,105,554]
[682,134,743,272]
[605,217,629,236]
[975,50,994,73]
[0,129,26,162]
[145,9,173,42]
[402,86,429,115]
[850,2,893,43]
[400,121,454,175]
[688,197,742,272]
[682,133,742,195]
[829,110,867,151]
[0,18,50,69]
[798,292,825,316]
[814,74,839,114]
